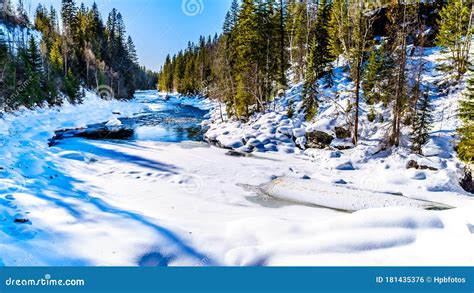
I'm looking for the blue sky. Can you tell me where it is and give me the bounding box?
[27,0,232,71]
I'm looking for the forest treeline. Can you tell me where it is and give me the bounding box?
[158,0,473,164]
[0,0,157,110]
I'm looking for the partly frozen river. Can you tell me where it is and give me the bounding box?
[125,91,209,143]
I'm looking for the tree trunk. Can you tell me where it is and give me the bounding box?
[279,0,285,86]
[353,59,362,145]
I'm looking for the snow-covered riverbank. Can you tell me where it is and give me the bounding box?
[0,88,473,266]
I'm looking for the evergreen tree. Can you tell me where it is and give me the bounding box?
[50,36,63,74]
[64,68,81,103]
[329,1,375,144]
[0,29,10,107]
[411,93,433,155]
[127,36,138,66]
[363,49,381,105]
[1,1,155,111]
[234,0,259,117]
[16,0,30,26]
[302,37,319,122]
[61,0,77,75]
[436,0,473,80]
[458,74,474,163]
[387,3,418,147]
[275,0,287,87]
[313,0,333,79]
[286,0,308,83]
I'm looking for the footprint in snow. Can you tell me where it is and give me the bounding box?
[138,252,173,267]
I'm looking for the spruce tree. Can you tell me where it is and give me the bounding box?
[436,0,472,80]
[458,74,474,163]
[363,49,381,105]
[329,1,375,144]
[127,36,138,66]
[286,0,308,83]
[64,68,81,104]
[302,37,319,122]
[0,29,9,107]
[313,0,332,78]
[411,93,433,155]
[50,36,63,74]
[234,0,259,118]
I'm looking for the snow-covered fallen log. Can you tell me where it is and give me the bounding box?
[243,177,453,212]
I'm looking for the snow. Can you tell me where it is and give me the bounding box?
[250,177,452,211]
[105,118,122,127]
[1,45,474,267]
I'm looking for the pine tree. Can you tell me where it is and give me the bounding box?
[436,0,473,80]
[27,35,43,73]
[286,0,308,83]
[61,0,77,32]
[64,68,81,104]
[22,35,44,107]
[16,0,30,26]
[302,37,319,122]
[234,0,259,118]
[458,74,474,163]
[387,3,418,147]
[329,1,376,144]
[412,93,433,155]
[61,0,77,75]
[313,0,333,78]
[275,0,287,87]
[1,1,155,110]
[0,29,10,107]
[363,49,381,105]
[50,36,63,74]
[127,36,138,66]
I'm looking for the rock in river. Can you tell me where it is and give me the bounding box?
[49,124,134,146]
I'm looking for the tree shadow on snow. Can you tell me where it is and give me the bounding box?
[3,138,214,266]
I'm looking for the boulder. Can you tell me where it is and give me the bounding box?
[335,126,351,139]
[335,161,355,171]
[406,155,443,171]
[305,131,334,149]
[406,160,438,171]
[334,179,348,185]
[49,125,134,146]
[226,150,249,157]
[14,218,30,224]
[460,167,474,194]
[331,139,355,150]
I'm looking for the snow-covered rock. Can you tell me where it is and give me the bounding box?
[105,118,122,127]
